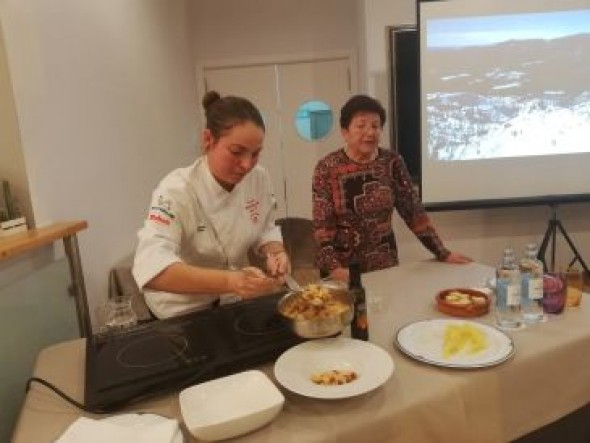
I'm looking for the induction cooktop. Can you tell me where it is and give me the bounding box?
[84,293,302,412]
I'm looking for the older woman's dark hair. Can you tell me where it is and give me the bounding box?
[202,91,265,139]
[339,94,386,129]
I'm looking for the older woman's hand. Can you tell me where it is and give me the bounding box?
[443,251,472,264]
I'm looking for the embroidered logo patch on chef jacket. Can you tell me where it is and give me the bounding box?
[245,198,260,223]
[148,195,175,226]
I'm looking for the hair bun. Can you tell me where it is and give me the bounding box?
[202,90,222,111]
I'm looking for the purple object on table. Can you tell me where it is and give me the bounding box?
[542,274,566,314]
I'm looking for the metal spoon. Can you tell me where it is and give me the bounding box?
[284,274,302,292]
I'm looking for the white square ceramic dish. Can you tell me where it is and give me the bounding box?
[179,370,284,442]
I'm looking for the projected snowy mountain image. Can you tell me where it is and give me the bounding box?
[426,33,590,161]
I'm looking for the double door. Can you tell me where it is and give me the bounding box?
[204,57,353,218]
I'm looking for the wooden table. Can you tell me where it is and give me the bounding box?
[12,260,590,442]
[0,221,91,337]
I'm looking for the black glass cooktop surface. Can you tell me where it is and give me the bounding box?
[85,293,302,412]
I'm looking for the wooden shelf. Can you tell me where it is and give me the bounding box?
[0,220,88,261]
[0,220,91,337]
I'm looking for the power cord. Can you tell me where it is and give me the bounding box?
[26,365,212,414]
[25,377,107,414]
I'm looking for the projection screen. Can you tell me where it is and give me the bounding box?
[419,0,590,210]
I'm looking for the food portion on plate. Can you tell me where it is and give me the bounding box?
[436,288,491,317]
[311,369,358,386]
[442,322,487,359]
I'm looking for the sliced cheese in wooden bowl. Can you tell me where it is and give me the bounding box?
[436,288,490,317]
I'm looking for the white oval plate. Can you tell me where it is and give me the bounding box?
[395,319,514,369]
[274,337,394,399]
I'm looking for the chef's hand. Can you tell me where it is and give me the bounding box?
[265,250,291,278]
[228,266,282,298]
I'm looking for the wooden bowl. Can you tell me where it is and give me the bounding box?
[436,288,490,317]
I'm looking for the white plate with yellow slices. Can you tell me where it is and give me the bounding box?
[394,319,514,369]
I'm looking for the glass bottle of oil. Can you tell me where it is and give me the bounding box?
[349,262,369,341]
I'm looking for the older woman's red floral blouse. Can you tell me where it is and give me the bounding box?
[312,148,450,273]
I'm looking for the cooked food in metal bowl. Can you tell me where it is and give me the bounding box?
[278,282,353,338]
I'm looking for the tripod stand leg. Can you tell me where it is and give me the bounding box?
[550,222,558,272]
[538,220,556,272]
[556,220,590,275]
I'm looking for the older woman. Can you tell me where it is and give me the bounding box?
[133,91,289,318]
[312,94,470,283]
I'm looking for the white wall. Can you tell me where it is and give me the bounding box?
[357,0,416,149]
[191,0,358,61]
[0,23,33,225]
[0,0,198,327]
[190,0,358,133]
[358,0,415,97]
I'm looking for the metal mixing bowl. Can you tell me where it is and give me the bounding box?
[277,281,353,339]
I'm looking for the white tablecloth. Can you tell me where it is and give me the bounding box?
[13,261,590,443]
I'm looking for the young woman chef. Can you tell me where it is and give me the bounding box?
[133,91,290,319]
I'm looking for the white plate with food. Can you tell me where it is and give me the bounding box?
[395,319,514,369]
[274,337,394,399]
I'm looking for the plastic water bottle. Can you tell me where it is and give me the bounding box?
[519,243,544,324]
[495,248,522,329]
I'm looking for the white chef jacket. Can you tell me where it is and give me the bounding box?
[132,156,282,319]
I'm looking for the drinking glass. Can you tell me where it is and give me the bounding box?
[105,295,138,330]
[565,267,583,308]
